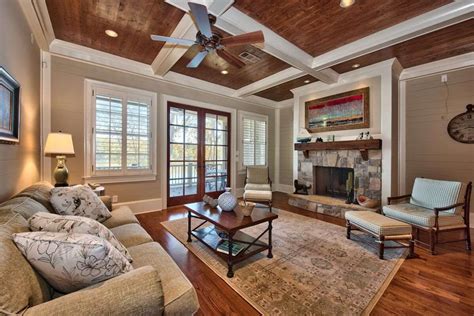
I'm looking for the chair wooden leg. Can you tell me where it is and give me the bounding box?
[429,229,436,255]
[466,227,472,251]
[346,221,351,239]
[379,236,385,259]
[408,239,415,258]
[268,200,272,212]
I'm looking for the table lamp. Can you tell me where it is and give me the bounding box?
[44,132,75,187]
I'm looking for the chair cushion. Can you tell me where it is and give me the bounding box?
[246,166,269,184]
[410,178,463,214]
[245,183,271,191]
[0,211,52,314]
[102,206,139,229]
[244,190,272,201]
[12,232,133,294]
[110,223,153,248]
[345,211,411,236]
[128,242,199,315]
[383,203,465,228]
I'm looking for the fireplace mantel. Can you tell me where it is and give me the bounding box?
[294,139,382,160]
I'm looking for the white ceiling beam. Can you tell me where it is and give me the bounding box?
[312,1,474,70]
[234,67,304,97]
[151,14,197,76]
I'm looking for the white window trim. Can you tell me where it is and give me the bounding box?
[238,110,268,173]
[84,79,157,184]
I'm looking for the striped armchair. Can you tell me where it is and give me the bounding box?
[243,166,272,211]
[383,178,472,254]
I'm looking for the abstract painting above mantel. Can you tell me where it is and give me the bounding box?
[0,67,20,144]
[305,87,369,133]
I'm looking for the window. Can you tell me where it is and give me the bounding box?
[239,111,268,169]
[85,80,156,183]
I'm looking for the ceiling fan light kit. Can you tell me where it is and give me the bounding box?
[150,2,264,69]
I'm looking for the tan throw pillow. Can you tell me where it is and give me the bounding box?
[50,185,111,222]
[28,212,132,262]
[12,232,133,293]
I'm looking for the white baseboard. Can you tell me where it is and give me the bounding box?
[114,198,162,214]
[274,184,293,194]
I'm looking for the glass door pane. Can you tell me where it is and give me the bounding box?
[168,107,199,198]
[204,114,228,193]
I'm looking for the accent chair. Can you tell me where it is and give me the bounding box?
[243,166,273,211]
[383,177,472,255]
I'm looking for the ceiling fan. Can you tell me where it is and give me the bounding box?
[150,2,264,69]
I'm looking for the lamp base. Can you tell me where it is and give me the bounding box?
[54,155,70,187]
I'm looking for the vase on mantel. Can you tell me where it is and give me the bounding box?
[218,187,237,212]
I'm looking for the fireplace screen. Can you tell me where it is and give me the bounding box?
[314,166,354,199]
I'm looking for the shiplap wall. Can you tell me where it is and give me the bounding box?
[0,1,41,201]
[279,107,293,186]
[405,67,474,214]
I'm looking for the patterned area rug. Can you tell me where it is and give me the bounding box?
[162,208,406,315]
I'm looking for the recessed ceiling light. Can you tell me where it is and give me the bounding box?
[105,30,118,38]
[221,70,229,75]
[352,63,360,68]
[340,0,355,8]
[304,79,311,84]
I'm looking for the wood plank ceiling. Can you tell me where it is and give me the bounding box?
[255,75,316,101]
[233,0,453,56]
[46,0,184,64]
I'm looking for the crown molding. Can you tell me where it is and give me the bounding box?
[399,52,474,81]
[311,1,474,70]
[18,0,55,50]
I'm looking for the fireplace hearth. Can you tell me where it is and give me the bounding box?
[314,166,354,200]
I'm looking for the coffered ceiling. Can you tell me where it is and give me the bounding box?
[41,0,471,104]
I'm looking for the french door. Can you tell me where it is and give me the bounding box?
[167,102,230,206]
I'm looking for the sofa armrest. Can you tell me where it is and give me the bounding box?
[100,195,113,211]
[387,194,411,205]
[24,266,164,316]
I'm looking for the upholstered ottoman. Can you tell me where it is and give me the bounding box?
[345,211,414,259]
[243,190,272,211]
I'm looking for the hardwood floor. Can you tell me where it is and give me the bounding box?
[136,192,474,315]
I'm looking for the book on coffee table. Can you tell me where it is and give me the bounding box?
[216,240,246,256]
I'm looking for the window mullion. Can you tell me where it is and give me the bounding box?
[122,95,127,176]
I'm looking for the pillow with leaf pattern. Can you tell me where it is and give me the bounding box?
[28,212,132,262]
[50,185,111,222]
[12,232,132,293]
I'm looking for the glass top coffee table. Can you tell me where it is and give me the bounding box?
[184,201,278,278]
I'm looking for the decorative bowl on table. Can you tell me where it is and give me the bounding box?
[357,195,380,209]
[239,201,255,217]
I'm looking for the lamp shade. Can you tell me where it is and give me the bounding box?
[44,133,75,155]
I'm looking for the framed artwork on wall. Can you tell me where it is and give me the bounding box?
[0,66,20,144]
[305,87,370,133]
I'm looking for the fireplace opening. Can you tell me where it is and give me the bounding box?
[313,166,354,200]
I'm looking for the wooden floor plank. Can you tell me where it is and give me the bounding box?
[136,192,474,315]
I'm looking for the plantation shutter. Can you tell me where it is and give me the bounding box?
[242,117,267,166]
[126,100,151,170]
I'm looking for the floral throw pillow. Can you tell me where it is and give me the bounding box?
[28,212,132,262]
[12,232,133,293]
[50,185,111,222]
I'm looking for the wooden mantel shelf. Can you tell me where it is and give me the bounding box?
[294,139,382,160]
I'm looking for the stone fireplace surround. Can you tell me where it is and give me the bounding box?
[289,149,382,218]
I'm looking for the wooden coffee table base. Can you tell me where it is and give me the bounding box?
[185,202,277,278]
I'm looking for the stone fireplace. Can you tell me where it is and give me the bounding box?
[289,146,382,219]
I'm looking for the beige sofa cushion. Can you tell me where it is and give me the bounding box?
[12,181,55,213]
[383,203,465,228]
[128,242,199,315]
[0,211,52,313]
[345,211,412,236]
[110,223,153,248]
[0,196,49,219]
[244,190,272,201]
[103,206,139,229]
[245,183,271,191]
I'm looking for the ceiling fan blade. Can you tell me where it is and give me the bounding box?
[150,35,196,46]
[187,50,209,68]
[220,31,264,47]
[188,2,212,38]
[216,49,246,69]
